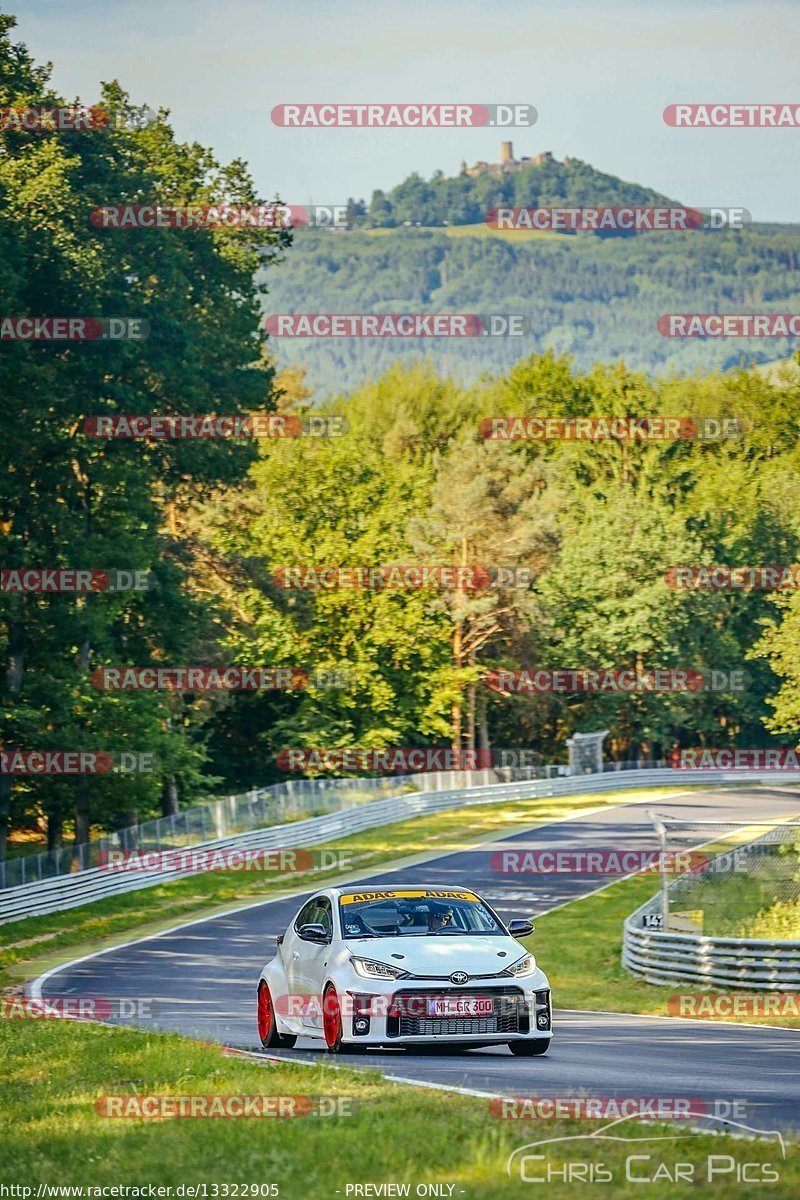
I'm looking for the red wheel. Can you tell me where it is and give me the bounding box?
[323,984,345,1053]
[257,982,296,1049]
[257,982,272,1042]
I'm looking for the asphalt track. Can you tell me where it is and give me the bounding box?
[33,786,800,1132]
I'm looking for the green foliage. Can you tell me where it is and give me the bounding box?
[0,15,287,851]
[363,154,673,229]
[264,225,800,396]
[191,353,800,779]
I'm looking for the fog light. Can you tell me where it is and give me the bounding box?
[536,1013,549,1029]
[354,1016,370,1035]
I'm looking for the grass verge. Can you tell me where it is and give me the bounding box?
[0,1019,795,1197]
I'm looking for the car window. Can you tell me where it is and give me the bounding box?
[314,898,333,938]
[337,890,505,937]
[294,899,318,930]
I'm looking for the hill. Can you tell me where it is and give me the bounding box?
[261,151,800,396]
[361,147,676,229]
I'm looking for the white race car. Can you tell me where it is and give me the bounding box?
[257,884,552,1055]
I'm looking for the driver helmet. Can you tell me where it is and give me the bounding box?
[427,903,454,930]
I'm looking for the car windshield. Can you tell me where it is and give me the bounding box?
[338,889,505,938]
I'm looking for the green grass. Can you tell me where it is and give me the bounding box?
[0,1020,795,1197]
[671,851,800,937]
[1,787,692,990]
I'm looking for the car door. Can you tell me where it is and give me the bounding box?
[293,897,334,1032]
[282,898,319,1025]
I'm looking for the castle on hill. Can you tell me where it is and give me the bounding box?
[460,142,571,178]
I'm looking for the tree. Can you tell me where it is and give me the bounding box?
[0,15,289,857]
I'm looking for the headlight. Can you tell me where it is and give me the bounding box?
[504,953,537,978]
[351,956,409,980]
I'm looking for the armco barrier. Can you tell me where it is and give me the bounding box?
[623,808,800,992]
[2,767,797,925]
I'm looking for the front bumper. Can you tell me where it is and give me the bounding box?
[342,979,552,1045]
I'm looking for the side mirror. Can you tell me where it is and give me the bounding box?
[298,922,329,945]
[508,919,535,937]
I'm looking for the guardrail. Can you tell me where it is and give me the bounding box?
[3,765,798,926]
[0,758,664,890]
[623,808,800,992]
[0,771,429,890]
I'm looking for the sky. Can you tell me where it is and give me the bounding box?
[8,0,800,221]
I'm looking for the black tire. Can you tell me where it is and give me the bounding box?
[509,1038,551,1056]
[257,982,297,1049]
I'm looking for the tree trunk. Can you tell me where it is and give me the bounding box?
[478,689,490,754]
[121,809,139,850]
[0,608,25,864]
[161,774,179,816]
[47,809,63,852]
[451,619,463,752]
[73,790,90,861]
[467,649,476,754]
[72,637,92,863]
[450,536,469,753]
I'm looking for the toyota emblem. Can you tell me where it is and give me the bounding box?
[450,971,469,985]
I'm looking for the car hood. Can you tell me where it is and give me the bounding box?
[347,934,526,978]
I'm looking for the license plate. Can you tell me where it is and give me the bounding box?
[426,996,494,1018]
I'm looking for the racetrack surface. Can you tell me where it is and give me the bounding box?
[34,787,800,1131]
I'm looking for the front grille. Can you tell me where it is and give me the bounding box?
[387,986,528,1038]
[399,1016,505,1036]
